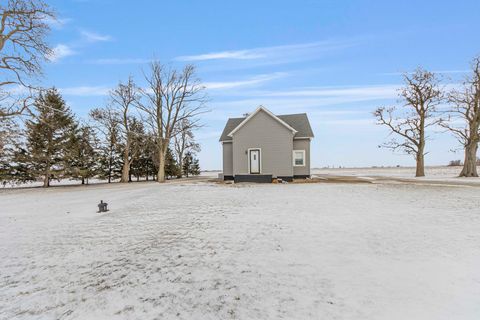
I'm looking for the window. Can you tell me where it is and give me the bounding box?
[293,150,305,166]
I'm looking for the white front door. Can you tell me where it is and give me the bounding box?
[249,149,260,174]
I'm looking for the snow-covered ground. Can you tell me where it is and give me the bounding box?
[1,180,479,319]
[313,165,474,178]
[312,166,480,186]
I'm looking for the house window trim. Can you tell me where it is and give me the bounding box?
[247,148,262,174]
[293,150,306,167]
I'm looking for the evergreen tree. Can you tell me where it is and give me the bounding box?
[132,133,157,181]
[165,147,180,179]
[130,157,142,181]
[182,151,201,177]
[190,157,201,176]
[97,143,122,182]
[182,151,193,178]
[21,89,76,187]
[0,117,22,185]
[128,117,146,181]
[144,134,158,180]
[9,146,33,184]
[66,125,99,184]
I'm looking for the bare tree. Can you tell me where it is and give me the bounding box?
[440,56,480,177]
[138,61,207,182]
[374,68,443,177]
[109,77,140,183]
[0,0,54,118]
[0,92,34,118]
[173,118,201,177]
[89,106,121,183]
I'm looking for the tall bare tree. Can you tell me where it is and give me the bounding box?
[374,68,443,177]
[440,56,480,177]
[0,0,54,118]
[173,118,201,177]
[138,61,206,182]
[109,77,140,183]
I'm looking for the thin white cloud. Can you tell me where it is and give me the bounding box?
[49,44,76,62]
[212,85,400,112]
[177,50,264,61]
[217,97,372,111]
[176,39,362,64]
[48,31,111,62]
[80,30,113,42]
[87,58,151,65]
[59,86,110,96]
[259,85,398,99]
[204,72,287,90]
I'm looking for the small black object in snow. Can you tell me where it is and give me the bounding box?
[97,200,109,213]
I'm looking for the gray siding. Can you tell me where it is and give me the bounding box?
[222,142,233,175]
[232,109,294,177]
[293,139,311,176]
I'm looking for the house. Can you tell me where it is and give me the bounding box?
[219,106,314,182]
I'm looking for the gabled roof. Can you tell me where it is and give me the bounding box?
[219,106,314,142]
[227,106,297,137]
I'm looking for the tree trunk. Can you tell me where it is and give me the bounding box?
[177,156,183,178]
[108,147,113,183]
[107,159,111,183]
[415,152,425,177]
[43,160,50,187]
[460,141,478,177]
[120,136,130,183]
[120,161,129,182]
[81,177,85,185]
[43,174,49,187]
[157,147,166,183]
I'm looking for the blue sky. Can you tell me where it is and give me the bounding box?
[43,0,480,169]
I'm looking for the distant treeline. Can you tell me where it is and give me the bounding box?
[448,159,480,167]
[0,88,201,187]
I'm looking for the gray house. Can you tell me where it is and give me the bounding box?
[219,106,314,182]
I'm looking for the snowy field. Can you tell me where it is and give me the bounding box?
[313,165,477,179]
[1,179,480,319]
[312,166,480,187]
